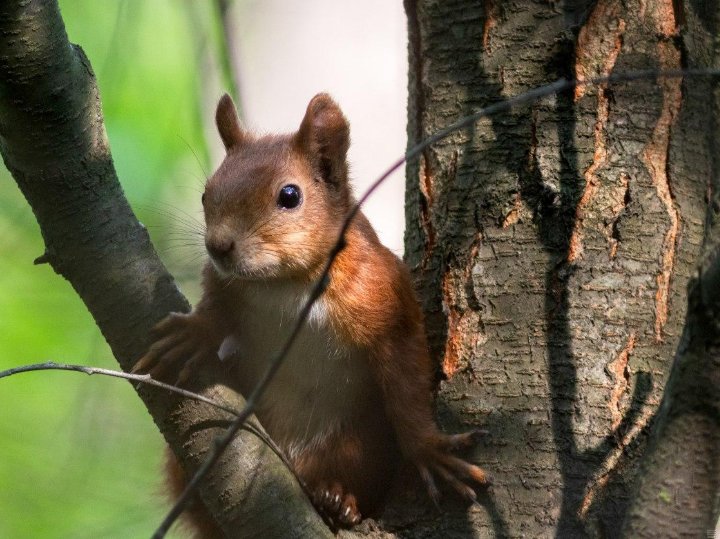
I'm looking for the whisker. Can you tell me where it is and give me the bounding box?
[147,201,206,228]
[161,243,205,251]
[243,219,270,241]
[178,135,210,185]
[157,230,206,239]
[140,213,206,236]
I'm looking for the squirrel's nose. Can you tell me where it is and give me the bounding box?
[206,237,234,259]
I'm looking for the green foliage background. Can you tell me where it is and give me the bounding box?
[0,1,225,536]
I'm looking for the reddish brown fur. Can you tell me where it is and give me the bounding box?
[134,93,489,537]
[324,220,444,463]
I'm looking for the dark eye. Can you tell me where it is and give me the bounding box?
[201,192,206,205]
[277,184,302,209]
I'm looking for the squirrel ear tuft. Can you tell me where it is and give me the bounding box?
[216,94,245,150]
[295,93,350,186]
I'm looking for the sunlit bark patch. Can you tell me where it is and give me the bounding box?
[639,39,681,342]
[607,332,635,431]
[568,0,626,262]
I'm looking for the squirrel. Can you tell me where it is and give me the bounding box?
[134,93,490,536]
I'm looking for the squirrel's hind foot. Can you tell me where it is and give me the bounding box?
[311,482,362,528]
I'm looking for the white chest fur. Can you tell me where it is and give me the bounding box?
[221,280,373,459]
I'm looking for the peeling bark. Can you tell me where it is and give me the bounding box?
[608,333,635,432]
[403,0,719,537]
[481,0,497,52]
[622,2,720,535]
[568,0,625,262]
[640,3,683,341]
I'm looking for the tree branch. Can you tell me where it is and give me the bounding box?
[0,361,295,472]
[0,1,330,537]
[0,360,237,415]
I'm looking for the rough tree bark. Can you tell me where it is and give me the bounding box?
[401,0,719,537]
[0,2,330,537]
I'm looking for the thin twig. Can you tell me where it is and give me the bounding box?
[0,361,292,473]
[0,361,237,413]
[152,68,720,538]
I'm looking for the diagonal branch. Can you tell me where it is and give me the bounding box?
[0,1,331,537]
[0,362,240,413]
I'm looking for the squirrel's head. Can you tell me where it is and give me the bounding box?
[203,93,352,280]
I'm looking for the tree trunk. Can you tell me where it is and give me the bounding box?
[400,0,719,537]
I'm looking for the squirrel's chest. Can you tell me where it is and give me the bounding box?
[224,283,375,455]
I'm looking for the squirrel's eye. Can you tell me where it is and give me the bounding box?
[277,184,302,209]
[201,192,207,205]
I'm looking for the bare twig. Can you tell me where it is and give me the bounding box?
[153,68,720,538]
[0,361,292,473]
[0,360,237,412]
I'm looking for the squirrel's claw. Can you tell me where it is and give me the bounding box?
[133,312,213,385]
[312,482,361,529]
[414,430,491,507]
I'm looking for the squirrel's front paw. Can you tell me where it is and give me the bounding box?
[411,430,491,506]
[132,312,216,384]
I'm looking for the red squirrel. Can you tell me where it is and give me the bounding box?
[134,93,489,536]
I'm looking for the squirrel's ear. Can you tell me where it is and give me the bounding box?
[295,93,350,187]
[215,93,245,150]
